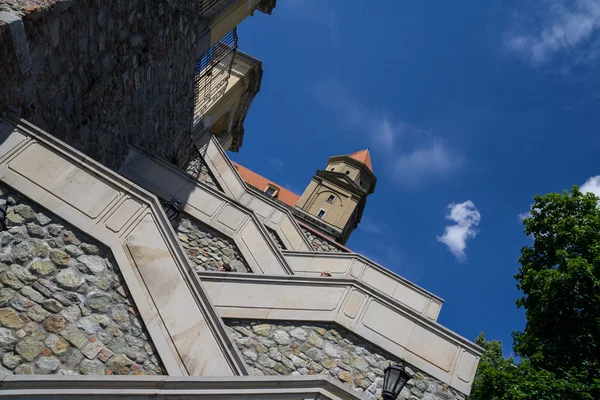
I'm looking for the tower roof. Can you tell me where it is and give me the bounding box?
[348,149,373,172]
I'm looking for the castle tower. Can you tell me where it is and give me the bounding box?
[294,149,377,244]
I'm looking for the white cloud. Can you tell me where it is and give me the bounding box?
[505,0,600,66]
[359,217,383,235]
[268,158,285,175]
[581,175,600,196]
[309,78,463,188]
[518,211,532,222]
[393,141,462,187]
[437,201,481,261]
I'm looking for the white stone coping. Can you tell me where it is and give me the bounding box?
[283,250,444,321]
[198,133,444,319]
[0,117,247,376]
[199,272,483,395]
[120,147,294,275]
[195,133,313,252]
[121,145,443,323]
[0,375,360,400]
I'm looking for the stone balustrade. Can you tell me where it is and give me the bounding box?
[194,133,312,252]
[119,147,292,275]
[0,117,246,377]
[283,251,443,321]
[200,272,481,395]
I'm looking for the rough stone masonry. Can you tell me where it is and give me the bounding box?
[300,226,347,253]
[174,214,251,273]
[226,320,465,400]
[0,184,165,375]
[0,0,211,170]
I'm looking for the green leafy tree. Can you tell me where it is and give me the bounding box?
[515,187,600,387]
[469,333,515,400]
[470,187,600,399]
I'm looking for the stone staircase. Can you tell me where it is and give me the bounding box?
[0,117,482,397]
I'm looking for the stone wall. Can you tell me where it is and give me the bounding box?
[174,214,251,273]
[0,184,165,375]
[225,320,465,400]
[265,227,285,251]
[300,227,347,253]
[0,0,210,170]
[184,153,222,192]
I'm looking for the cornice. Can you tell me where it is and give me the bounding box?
[315,169,366,197]
[0,375,360,400]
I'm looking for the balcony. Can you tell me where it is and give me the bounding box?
[194,28,238,125]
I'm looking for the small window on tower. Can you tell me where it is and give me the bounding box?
[265,187,277,197]
[346,171,350,175]
[331,168,335,171]
[317,209,326,219]
[326,195,335,204]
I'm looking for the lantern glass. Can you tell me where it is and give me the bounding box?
[382,364,410,400]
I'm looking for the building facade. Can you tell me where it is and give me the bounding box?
[0,1,482,399]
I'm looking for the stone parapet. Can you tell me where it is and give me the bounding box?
[200,272,482,395]
[0,183,165,376]
[119,147,293,275]
[194,133,312,251]
[283,251,443,321]
[0,117,247,376]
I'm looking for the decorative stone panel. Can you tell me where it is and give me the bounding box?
[0,184,165,375]
[174,214,251,273]
[265,227,285,251]
[300,227,347,253]
[185,154,222,192]
[225,320,465,400]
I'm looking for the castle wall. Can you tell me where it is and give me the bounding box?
[300,226,347,253]
[226,320,466,400]
[174,214,251,273]
[184,154,222,192]
[0,184,165,375]
[0,0,210,170]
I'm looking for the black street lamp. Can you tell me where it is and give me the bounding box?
[382,363,411,400]
[163,199,180,222]
[0,201,7,232]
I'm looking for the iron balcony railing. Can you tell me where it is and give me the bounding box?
[199,0,221,15]
[194,28,238,120]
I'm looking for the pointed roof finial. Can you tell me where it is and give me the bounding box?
[348,149,373,172]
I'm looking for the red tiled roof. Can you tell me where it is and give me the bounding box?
[348,149,373,172]
[232,162,300,207]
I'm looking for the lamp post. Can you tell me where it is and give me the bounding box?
[382,363,410,400]
[0,201,7,232]
[163,199,180,222]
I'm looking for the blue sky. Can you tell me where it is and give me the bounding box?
[229,0,600,356]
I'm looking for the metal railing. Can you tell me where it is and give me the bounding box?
[194,29,238,120]
[199,0,221,15]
